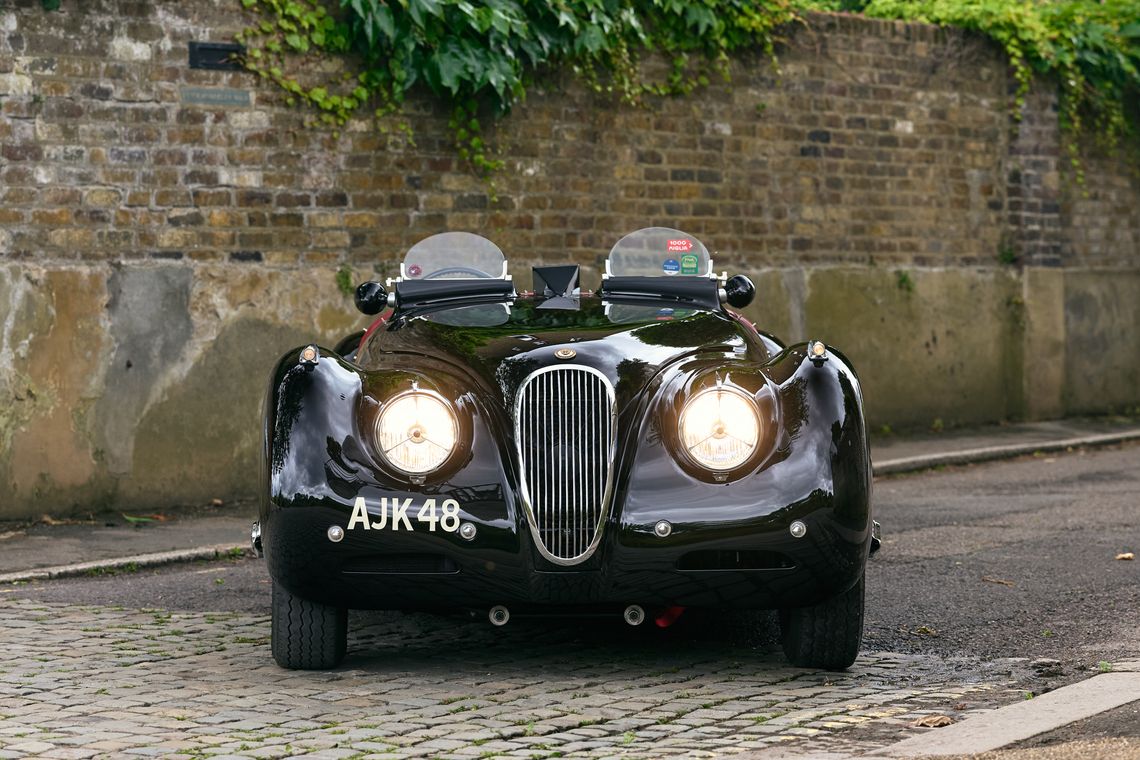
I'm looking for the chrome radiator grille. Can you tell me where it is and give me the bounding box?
[514,365,616,565]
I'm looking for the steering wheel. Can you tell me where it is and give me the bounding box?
[422,266,496,279]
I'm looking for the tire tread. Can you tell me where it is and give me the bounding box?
[779,575,864,670]
[271,581,347,670]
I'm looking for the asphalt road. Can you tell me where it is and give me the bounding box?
[11,443,1139,671]
[866,443,1140,670]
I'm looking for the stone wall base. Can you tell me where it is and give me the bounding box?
[2,262,1135,519]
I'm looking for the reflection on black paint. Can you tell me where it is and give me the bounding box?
[262,294,872,613]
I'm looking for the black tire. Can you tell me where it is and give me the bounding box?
[271,581,347,670]
[779,574,864,670]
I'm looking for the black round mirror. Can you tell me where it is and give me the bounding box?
[724,275,755,309]
[354,281,388,315]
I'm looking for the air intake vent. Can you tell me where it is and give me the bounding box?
[515,365,616,565]
[341,554,459,575]
[676,550,796,571]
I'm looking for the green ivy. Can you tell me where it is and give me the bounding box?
[801,0,1140,175]
[237,0,795,175]
[335,264,354,296]
[238,0,1139,177]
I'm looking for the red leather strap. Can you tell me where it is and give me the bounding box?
[359,310,391,350]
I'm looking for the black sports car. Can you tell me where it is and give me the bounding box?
[256,227,878,670]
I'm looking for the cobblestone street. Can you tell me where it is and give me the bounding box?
[4,446,1137,758]
[0,598,1020,759]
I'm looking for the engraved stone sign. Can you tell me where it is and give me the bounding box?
[179,86,251,107]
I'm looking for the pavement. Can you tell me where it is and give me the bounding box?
[871,667,1140,757]
[870,417,1140,475]
[0,416,1138,583]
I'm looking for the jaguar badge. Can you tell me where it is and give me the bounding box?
[554,348,576,360]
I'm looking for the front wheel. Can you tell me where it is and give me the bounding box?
[779,574,864,670]
[271,581,347,670]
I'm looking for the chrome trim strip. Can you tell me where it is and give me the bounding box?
[513,364,616,566]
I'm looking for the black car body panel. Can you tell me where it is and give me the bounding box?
[261,289,872,614]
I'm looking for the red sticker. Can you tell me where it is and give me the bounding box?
[408,264,422,277]
[667,239,693,253]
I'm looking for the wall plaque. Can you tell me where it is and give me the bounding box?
[180,87,251,107]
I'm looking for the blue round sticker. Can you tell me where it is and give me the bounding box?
[663,258,680,275]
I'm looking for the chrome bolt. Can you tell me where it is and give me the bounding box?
[654,520,672,538]
[624,605,646,626]
[489,605,510,626]
[789,520,807,539]
[327,525,345,543]
[459,522,477,541]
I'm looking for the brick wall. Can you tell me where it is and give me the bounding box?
[2,3,1135,270]
[1064,148,1140,269]
[0,1,1025,271]
[1007,84,1065,266]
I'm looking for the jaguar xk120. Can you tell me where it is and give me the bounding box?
[256,227,878,670]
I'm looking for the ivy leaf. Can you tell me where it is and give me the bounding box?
[435,44,466,94]
[684,5,718,35]
[470,6,493,34]
[555,8,578,31]
[372,5,396,42]
[580,24,605,53]
[484,56,517,100]
[419,0,444,18]
[408,0,443,27]
[349,0,371,44]
[285,33,309,52]
[489,7,514,37]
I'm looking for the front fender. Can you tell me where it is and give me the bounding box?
[260,347,365,521]
[259,346,521,599]
[615,342,872,602]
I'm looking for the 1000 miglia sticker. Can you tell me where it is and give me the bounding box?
[347,496,461,532]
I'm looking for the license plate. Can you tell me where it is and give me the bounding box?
[346,496,461,533]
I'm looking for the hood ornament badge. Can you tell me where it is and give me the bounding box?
[554,348,576,360]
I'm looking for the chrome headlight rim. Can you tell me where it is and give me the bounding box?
[676,382,762,473]
[373,388,459,476]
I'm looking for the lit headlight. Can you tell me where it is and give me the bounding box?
[375,391,457,474]
[678,385,760,471]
